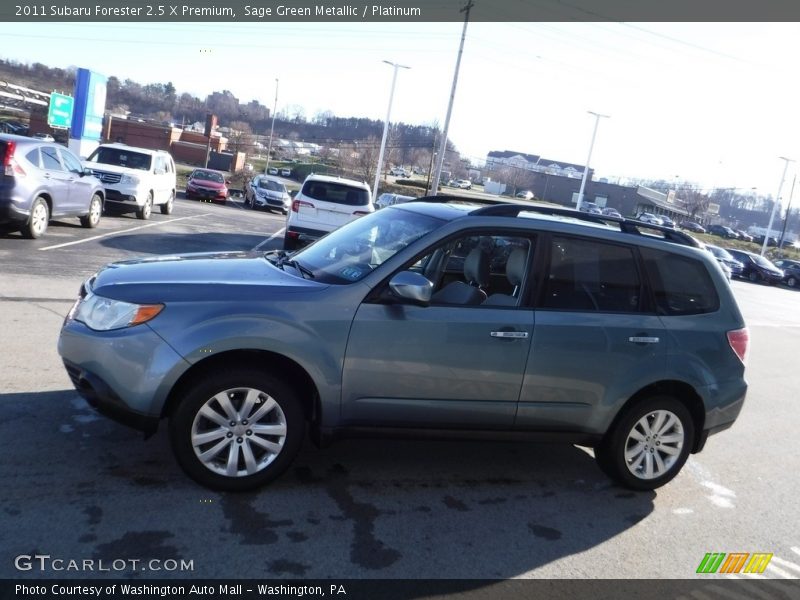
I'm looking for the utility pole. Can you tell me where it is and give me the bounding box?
[575,111,609,211]
[430,0,474,196]
[778,172,797,250]
[373,61,410,201]
[264,78,279,174]
[762,156,793,256]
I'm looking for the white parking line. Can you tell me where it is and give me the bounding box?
[793,547,800,558]
[38,214,212,251]
[770,556,800,576]
[251,227,285,251]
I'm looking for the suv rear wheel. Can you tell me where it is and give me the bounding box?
[22,197,49,239]
[169,369,304,492]
[594,396,694,491]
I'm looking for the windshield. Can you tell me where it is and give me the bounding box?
[87,147,152,171]
[291,208,442,284]
[258,179,286,193]
[193,170,224,183]
[753,255,777,269]
[707,246,733,260]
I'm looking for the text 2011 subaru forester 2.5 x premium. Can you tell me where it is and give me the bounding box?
[59,200,748,492]
[83,143,176,219]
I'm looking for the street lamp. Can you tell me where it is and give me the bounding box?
[762,156,794,256]
[372,60,410,200]
[264,78,279,175]
[575,111,609,211]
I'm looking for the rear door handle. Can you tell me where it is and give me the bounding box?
[628,336,660,344]
[490,331,529,339]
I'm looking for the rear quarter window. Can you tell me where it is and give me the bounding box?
[640,248,719,316]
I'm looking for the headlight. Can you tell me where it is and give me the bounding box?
[72,292,164,331]
[120,173,140,185]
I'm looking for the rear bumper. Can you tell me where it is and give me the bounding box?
[0,198,29,225]
[286,224,329,242]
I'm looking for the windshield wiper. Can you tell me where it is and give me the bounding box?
[264,250,315,279]
[282,258,315,279]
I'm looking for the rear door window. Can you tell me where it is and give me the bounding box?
[540,236,643,313]
[40,147,64,171]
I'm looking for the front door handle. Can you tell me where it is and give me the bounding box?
[490,331,529,339]
[628,336,660,344]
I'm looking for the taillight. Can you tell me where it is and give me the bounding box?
[2,141,25,176]
[292,200,314,212]
[727,327,749,364]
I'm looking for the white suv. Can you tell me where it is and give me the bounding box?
[284,173,373,250]
[84,144,177,219]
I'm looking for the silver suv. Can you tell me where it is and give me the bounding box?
[0,134,104,238]
[83,143,176,219]
[59,200,747,492]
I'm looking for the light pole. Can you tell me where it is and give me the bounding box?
[575,111,609,211]
[430,0,474,195]
[372,60,410,200]
[762,156,794,256]
[264,78,279,175]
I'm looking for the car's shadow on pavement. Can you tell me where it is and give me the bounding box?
[1,389,657,586]
[99,232,270,254]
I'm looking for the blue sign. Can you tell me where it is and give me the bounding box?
[70,68,107,141]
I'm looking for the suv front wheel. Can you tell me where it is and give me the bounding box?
[137,192,153,220]
[169,369,304,492]
[594,396,694,491]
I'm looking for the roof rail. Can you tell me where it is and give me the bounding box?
[414,197,701,248]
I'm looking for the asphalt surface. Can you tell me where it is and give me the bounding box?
[1,198,799,584]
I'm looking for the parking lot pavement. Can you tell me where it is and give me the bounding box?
[1,217,799,580]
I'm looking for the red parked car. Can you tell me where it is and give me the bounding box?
[185,169,229,203]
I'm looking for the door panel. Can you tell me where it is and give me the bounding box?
[342,303,534,428]
[518,311,665,431]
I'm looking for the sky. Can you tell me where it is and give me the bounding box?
[3,21,800,198]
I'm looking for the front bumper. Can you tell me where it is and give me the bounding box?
[58,319,189,434]
[253,195,289,211]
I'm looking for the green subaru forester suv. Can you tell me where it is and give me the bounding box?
[59,199,748,492]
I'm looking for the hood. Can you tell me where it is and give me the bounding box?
[84,161,148,176]
[188,178,226,190]
[88,251,325,303]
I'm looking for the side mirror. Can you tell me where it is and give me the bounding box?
[388,271,433,305]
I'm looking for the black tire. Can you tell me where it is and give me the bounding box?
[594,396,694,491]
[169,369,304,492]
[80,193,103,228]
[160,192,175,215]
[22,197,49,239]
[283,235,299,251]
[748,271,761,284]
[787,276,797,288]
[137,192,153,220]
